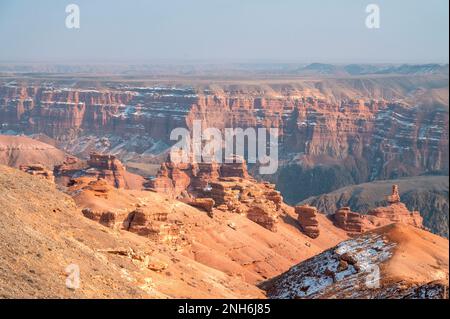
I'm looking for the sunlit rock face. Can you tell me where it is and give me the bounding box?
[148,156,283,232]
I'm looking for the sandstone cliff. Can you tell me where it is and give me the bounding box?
[1,81,447,194]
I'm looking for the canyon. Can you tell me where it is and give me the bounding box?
[0,74,447,192]
[0,67,448,299]
[0,71,447,237]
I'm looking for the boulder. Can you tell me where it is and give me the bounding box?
[183,198,215,213]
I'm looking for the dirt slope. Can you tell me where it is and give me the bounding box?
[0,165,348,298]
[70,178,348,285]
[0,135,67,168]
[0,165,264,298]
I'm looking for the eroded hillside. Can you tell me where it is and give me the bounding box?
[0,164,347,298]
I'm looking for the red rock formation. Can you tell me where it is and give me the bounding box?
[295,205,320,238]
[368,204,423,228]
[331,185,424,235]
[84,153,127,188]
[148,155,251,199]
[190,162,220,191]
[149,156,282,231]
[124,207,182,246]
[387,184,401,204]
[221,159,250,179]
[19,164,54,183]
[75,178,186,249]
[206,177,282,231]
[56,153,144,190]
[332,207,373,236]
[367,184,423,228]
[247,203,278,232]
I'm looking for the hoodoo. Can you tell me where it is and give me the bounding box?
[330,185,424,236]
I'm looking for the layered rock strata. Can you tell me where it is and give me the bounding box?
[295,205,320,238]
[149,157,283,232]
[0,83,447,189]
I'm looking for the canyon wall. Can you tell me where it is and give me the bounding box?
[0,81,448,203]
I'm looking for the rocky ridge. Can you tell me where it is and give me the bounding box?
[299,185,425,237]
[265,224,449,299]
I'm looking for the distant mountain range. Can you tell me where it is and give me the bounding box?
[295,63,449,76]
[0,62,448,76]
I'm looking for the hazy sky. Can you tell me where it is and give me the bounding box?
[0,0,448,63]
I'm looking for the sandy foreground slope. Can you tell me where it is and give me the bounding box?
[0,165,347,298]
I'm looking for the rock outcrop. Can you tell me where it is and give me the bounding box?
[295,205,320,238]
[330,185,424,236]
[19,164,54,183]
[56,153,144,190]
[367,203,423,229]
[86,153,127,188]
[181,198,215,214]
[74,178,186,250]
[149,156,283,232]
[124,207,184,246]
[299,175,449,238]
[203,176,283,232]
[332,207,373,236]
[366,184,423,229]
[246,203,279,232]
